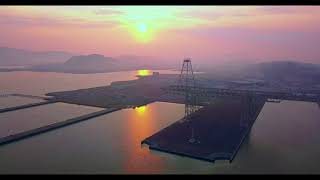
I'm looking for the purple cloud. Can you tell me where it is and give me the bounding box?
[258,6,320,15]
[94,8,124,16]
[0,14,119,28]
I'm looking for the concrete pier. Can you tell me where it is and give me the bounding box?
[0,107,121,146]
[11,94,49,100]
[0,94,13,97]
[0,101,56,114]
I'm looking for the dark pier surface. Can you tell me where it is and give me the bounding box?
[142,98,266,163]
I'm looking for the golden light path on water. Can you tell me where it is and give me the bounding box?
[124,104,166,173]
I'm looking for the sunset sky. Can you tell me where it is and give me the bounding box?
[1,6,320,63]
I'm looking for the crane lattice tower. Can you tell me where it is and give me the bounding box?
[177,58,200,120]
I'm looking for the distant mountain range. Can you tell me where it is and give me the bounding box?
[1,47,319,80]
[30,54,173,73]
[247,61,320,83]
[63,54,119,71]
[0,47,174,73]
[0,47,74,66]
[198,60,320,86]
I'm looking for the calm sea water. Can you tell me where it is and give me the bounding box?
[0,70,177,96]
[0,71,319,174]
[0,96,45,109]
[0,102,103,138]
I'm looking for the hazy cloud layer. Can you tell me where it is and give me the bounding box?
[94,8,124,15]
[0,6,320,63]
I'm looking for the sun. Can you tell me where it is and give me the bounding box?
[138,23,147,33]
[130,23,154,43]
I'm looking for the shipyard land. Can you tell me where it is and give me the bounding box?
[44,71,320,163]
[1,68,320,163]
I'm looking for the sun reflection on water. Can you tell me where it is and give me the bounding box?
[122,104,165,173]
[137,70,151,76]
[135,106,146,115]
